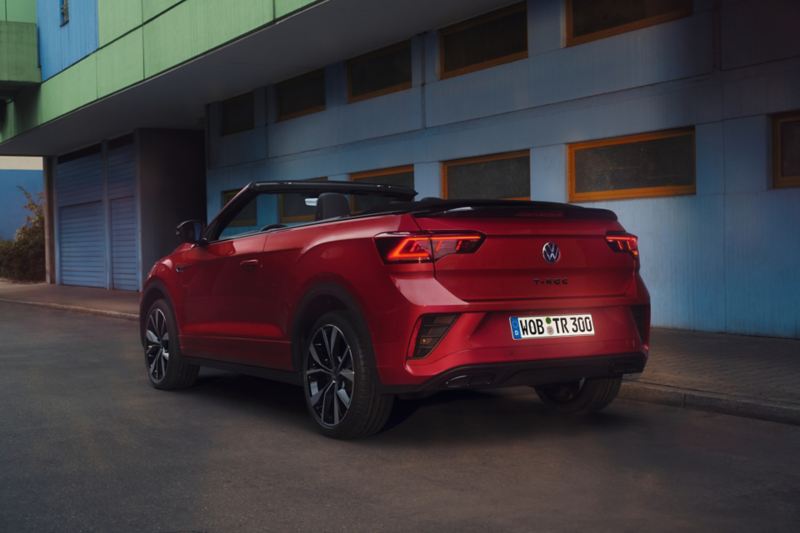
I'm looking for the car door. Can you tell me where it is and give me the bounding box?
[177,191,282,367]
[178,232,272,362]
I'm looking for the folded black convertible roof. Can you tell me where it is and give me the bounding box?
[250,180,417,199]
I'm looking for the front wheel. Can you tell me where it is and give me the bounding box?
[534,376,621,414]
[143,299,198,390]
[302,311,394,439]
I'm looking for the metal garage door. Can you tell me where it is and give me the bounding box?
[107,139,139,290]
[56,149,107,288]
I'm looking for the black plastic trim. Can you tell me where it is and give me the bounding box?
[183,356,302,386]
[380,352,646,394]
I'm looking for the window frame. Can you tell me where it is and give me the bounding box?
[442,150,531,201]
[350,165,415,184]
[567,128,696,202]
[773,110,800,189]
[346,41,413,103]
[278,177,328,223]
[275,69,327,122]
[438,2,529,80]
[350,165,415,211]
[60,0,70,26]
[565,0,692,47]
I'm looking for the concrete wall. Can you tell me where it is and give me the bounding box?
[205,0,800,337]
[138,129,205,285]
[0,157,44,240]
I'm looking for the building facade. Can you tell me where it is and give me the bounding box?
[1,0,799,337]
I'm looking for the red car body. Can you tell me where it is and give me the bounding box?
[140,182,649,437]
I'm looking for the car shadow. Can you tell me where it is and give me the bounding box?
[181,369,642,445]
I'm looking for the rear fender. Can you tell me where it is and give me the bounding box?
[290,282,375,374]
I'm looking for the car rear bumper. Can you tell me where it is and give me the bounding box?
[379,352,646,394]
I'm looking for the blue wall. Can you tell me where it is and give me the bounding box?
[37,0,99,80]
[205,0,800,338]
[0,169,44,240]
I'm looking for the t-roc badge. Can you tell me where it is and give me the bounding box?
[542,242,561,263]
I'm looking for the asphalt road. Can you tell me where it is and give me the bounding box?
[1,302,799,532]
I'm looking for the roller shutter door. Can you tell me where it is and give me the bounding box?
[110,198,138,290]
[107,140,139,290]
[56,150,107,288]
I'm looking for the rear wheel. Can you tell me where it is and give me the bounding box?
[143,299,198,390]
[534,376,621,414]
[302,311,393,439]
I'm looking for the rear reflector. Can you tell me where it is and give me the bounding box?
[412,314,458,358]
[376,232,484,263]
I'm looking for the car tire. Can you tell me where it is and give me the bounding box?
[302,310,394,439]
[534,376,621,414]
[143,299,199,390]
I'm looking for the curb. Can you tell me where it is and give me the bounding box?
[0,298,138,322]
[2,296,799,426]
[621,380,800,426]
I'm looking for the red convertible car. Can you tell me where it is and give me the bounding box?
[140,181,649,439]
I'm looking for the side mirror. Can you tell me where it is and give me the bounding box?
[176,220,205,245]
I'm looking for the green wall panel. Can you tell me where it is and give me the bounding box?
[2,0,326,144]
[0,21,40,84]
[275,0,316,19]
[38,54,98,124]
[142,0,182,21]
[143,0,274,78]
[3,0,37,23]
[98,0,144,46]
[97,28,144,97]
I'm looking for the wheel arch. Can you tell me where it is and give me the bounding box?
[139,279,177,347]
[290,282,373,373]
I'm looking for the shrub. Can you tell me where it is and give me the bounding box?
[0,186,45,282]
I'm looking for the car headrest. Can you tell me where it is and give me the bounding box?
[315,192,350,221]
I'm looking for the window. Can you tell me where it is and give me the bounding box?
[774,111,800,188]
[443,151,530,200]
[60,0,70,26]
[566,0,692,46]
[439,3,528,79]
[350,166,415,211]
[347,41,412,102]
[220,93,254,136]
[221,190,257,228]
[279,177,328,223]
[568,128,695,202]
[276,69,326,121]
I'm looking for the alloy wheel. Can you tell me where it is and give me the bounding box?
[305,324,355,427]
[145,308,170,383]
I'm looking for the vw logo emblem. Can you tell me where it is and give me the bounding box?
[542,242,561,263]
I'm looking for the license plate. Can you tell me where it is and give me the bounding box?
[510,314,595,340]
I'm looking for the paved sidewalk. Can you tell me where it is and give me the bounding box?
[0,280,138,319]
[1,280,798,424]
[621,329,800,425]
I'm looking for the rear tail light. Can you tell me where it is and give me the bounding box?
[606,232,640,270]
[376,232,484,263]
[411,314,458,358]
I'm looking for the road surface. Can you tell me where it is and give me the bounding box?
[1,302,798,532]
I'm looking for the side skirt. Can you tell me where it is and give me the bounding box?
[183,356,303,386]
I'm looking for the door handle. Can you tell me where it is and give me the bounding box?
[239,259,261,271]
